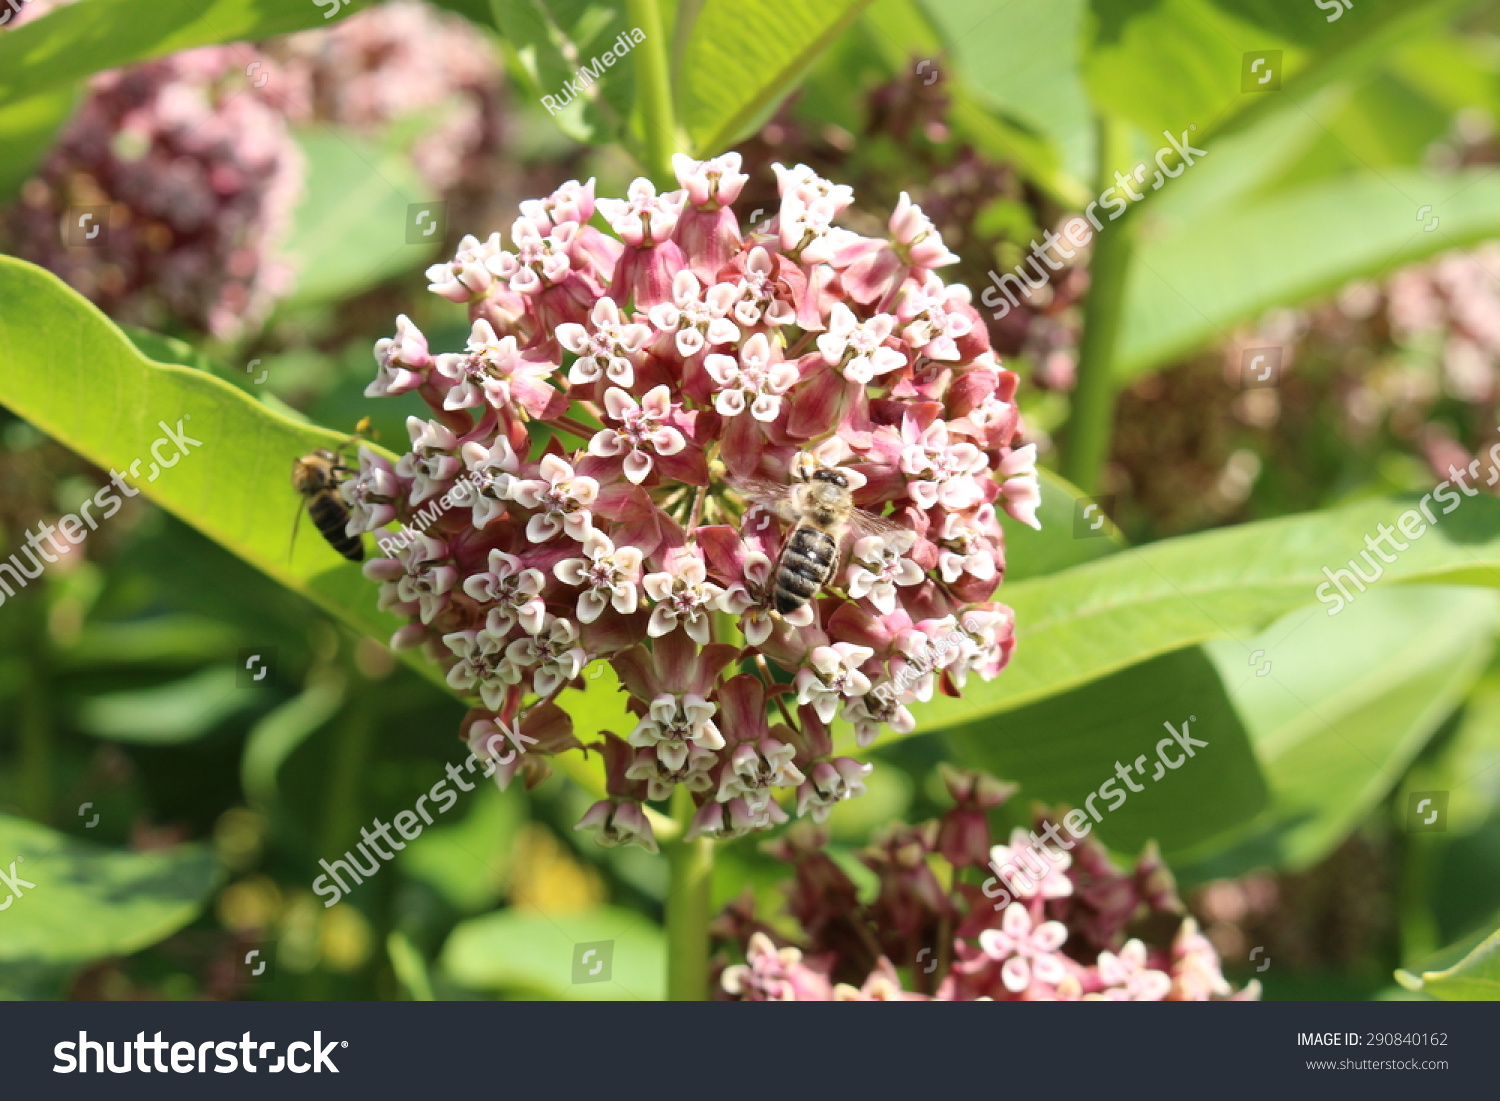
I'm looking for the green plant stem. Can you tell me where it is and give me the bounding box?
[1062,117,1137,496]
[18,590,53,825]
[628,0,678,183]
[665,787,713,1000]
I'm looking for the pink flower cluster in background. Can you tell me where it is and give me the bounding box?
[348,154,1040,850]
[4,1,504,341]
[714,768,1260,1001]
[5,46,302,341]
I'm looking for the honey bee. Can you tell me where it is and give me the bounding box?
[736,463,910,617]
[291,447,363,562]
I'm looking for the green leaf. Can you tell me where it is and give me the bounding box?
[282,130,435,307]
[1002,466,1121,582]
[441,905,665,999]
[1118,169,1500,380]
[1397,924,1500,1000]
[398,784,525,913]
[895,492,1500,732]
[1085,0,1269,139]
[945,646,1270,859]
[241,676,346,807]
[0,0,370,112]
[54,615,241,671]
[920,0,1094,185]
[0,256,407,659]
[679,0,875,156]
[488,0,636,145]
[0,84,76,202]
[76,665,260,744]
[1183,586,1496,877]
[0,813,220,965]
[0,256,631,815]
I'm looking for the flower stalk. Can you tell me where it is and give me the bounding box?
[1062,116,1137,496]
[666,787,714,1000]
[628,0,679,184]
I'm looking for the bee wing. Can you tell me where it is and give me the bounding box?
[849,507,917,553]
[728,476,791,508]
[728,476,799,528]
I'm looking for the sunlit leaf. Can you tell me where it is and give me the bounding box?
[441,905,664,999]
[0,813,220,965]
[679,0,874,156]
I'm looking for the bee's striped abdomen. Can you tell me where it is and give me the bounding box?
[773,523,837,614]
[309,492,363,561]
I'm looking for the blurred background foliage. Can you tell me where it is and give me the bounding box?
[1,0,1500,1001]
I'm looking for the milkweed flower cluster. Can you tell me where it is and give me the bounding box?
[5,46,302,341]
[714,768,1261,1002]
[349,155,1037,851]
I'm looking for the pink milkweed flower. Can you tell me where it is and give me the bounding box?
[387,532,457,625]
[557,297,652,388]
[896,273,973,361]
[509,455,599,543]
[796,757,873,822]
[729,246,797,329]
[721,932,833,1001]
[368,314,432,397]
[444,621,525,710]
[627,692,724,771]
[644,548,724,643]
[597,177,688,246]
[397,417,462,505]
[979,902,1071,994]
[1170,917,1234,1001]
[461,550,547,635]
[673,153,748,280]
[456,436,521,528]
[898,415,988,512]
[626,742,717,802]
[435,320,548,414]
[1093,939,1172,1001]
[705,332,799,421]
[999,443,1042,530]
[817,304,907,384]
[674,152,748,209]
[846,533,924,615]
[648,270,741,359]
[520,177,596,228]
[575,799,659,854]
[795,643,875,724]
[988,827,1074,901]
[936,505,1001,585]
[588,386,687,484]
[504,611,586,697]
[341,447,402,535]
[889,191,960,271]
[426,232,501,302]
[553,530,643,622]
